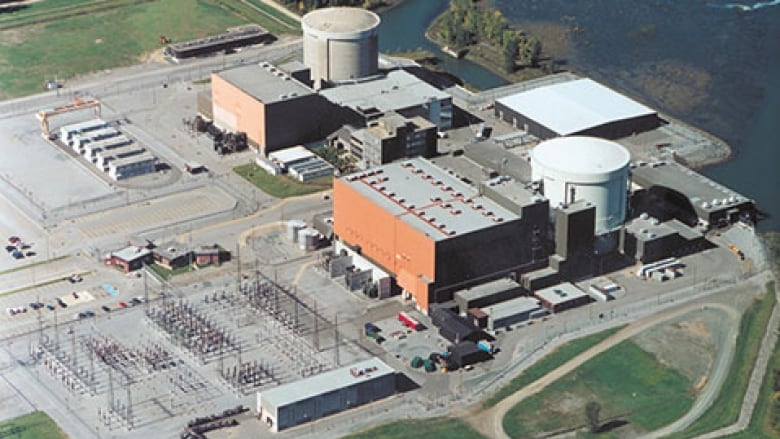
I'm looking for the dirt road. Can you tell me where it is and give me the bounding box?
[468,302,741,439]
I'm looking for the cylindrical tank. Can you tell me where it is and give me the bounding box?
[302,7,380,84]
[286,220,307,243]
[531,136,630,234]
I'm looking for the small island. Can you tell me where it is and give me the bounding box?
[427,0,558,82]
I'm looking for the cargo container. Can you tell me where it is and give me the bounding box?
[398,311,422,331]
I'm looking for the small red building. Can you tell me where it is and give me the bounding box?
[106,246,153,272]
[194,244,230,266]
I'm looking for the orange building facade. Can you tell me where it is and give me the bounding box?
[333,177,436,310]
[333,158,545,312]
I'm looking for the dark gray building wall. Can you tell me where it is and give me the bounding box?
[495,103,660,140]
[433,219,539,303]
[265,95,358,154]
[494,101,557,139]
[275,373,395,431]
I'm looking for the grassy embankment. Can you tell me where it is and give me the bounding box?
[0,411,69,439]
[343,418,484,439]
[715,233,780,438]
[668,282,776,438]
[234,163,332,199]
[483,326,623,407]
[503,340,695,438]
[343,326,623,438]
[0,0,299,98]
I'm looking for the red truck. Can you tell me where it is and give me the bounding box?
[398,311,422,331]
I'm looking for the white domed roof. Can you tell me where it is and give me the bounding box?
[531,136,630,176]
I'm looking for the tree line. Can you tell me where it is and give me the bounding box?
[438,0,542,73]
[277,0,384,13]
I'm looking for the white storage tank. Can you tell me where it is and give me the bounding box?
[286,220,307,243]
[302,7,380,84]
[531,136,630,234]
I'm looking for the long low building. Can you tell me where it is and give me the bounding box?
[534,282,591,313]
[630,160,756,228]
[484,296,546,331]
[494,78,660,140]
[257,358,395,432]
[107,152,156,181]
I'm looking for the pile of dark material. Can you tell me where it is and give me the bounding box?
[181,405,247,438]
[190,115,248,155]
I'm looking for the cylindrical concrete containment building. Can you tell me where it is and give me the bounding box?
[302,7,380,84]
[531,136,630,234]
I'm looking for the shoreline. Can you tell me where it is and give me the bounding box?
[416,2,733,171]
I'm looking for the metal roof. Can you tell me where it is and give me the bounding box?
[108,152,156,168]
[486,296,541,321]
[218,63,314,104]
[340,157,519,241]
[630,161,752,215]
[111,246,151,261]
[497,78,656,136]
[259,358,393,409]
[320,70,450,115]
[268,146,316,165]
[534,282,588,305]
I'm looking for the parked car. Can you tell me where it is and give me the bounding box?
[101,305,111,313]
[68,274,83,283]
[118,301,127,308]
[84,310,95,318]
[56,298,67,308]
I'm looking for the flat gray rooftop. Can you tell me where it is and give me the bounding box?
[320,69,449,113]
[463,140,533,183]
[535,282,588,305]
[109,152,156,168]
[260,357,393,409]
[630,161,752,215]
[341,157,519,240]
[496,78,656,136]
[483,176,544,210]
[625,216,702,242]
[485,296,541,321]
[456,278,522,302]
[217,63,314,104]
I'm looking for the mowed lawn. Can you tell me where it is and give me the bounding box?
[343,418,486,439]
[0,0,298,98]
[0,411,69,439]
[234,163,332,198]
[503,340,695,438]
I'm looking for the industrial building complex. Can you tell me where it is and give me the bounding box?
[0,6,769,439]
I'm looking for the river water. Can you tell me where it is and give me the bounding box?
[379,0,780,231]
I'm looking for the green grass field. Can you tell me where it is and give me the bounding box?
[0,411,69,439]
[483,326,623,408]
[669,283,776,438]
[234,163,331,198]
[0,0,300,98]
[343,417,486,439]
[503,340,695,438]
[725,314,780,439]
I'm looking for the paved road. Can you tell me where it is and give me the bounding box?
[469,301,742,439]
